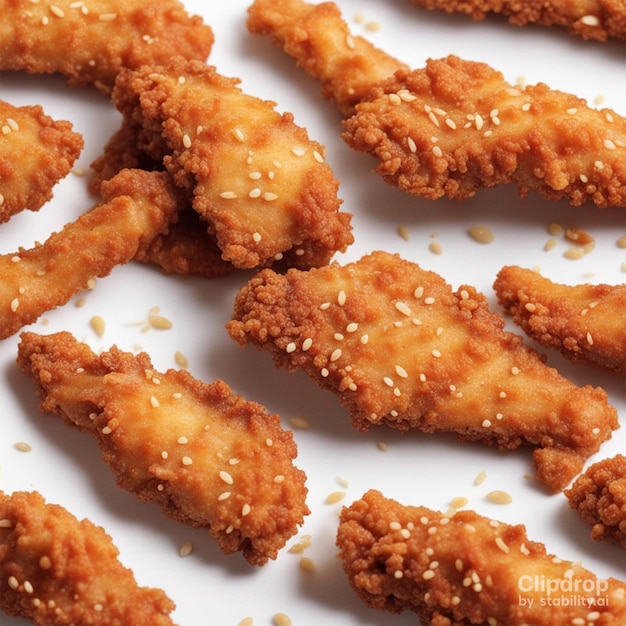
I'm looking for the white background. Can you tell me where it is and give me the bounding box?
[0,1,624,624]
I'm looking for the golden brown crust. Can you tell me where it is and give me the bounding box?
[343,57,626,206]
[0,99,83,223]
[227,251,619,492]
[16,331,310,566]
[0,0,213,91]
[565,455,626,549]
[337,490,626,625]
[494,265,626,376]
[0,490,176,625]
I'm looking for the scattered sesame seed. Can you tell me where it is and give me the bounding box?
[273,613,292,626]
[486,490,513,504]
[468,225,494,244]
[325,491,346,504]
[89,315,105,337]
[179,541,193,557]
[14,441,32,452]
[398,224,410,240]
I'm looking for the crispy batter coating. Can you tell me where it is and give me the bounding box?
[110,56,353,270]
[0,99,83,224]
[0,169,178,340]
[565,455,626,549]
[0,0,213,91]
[406,0,626,42]
[343,56,626,206]
[227,251,619,492]
[17,331,310,566]
[337,489,626,625]
[247,0,407,117]
[494,266,626,376]
[0,490,176,626]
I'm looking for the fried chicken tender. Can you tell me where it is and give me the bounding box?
[227,251,619,492]
[109,56,353,270]
[0,490,176,626]
[406,0,626,42]
[0,0,213,91]
[565,455,626,549]
[247,0,407,117]
[0,99,83,224]
[0,169,178,340]
[17,331,310,566]
[494,266,626,376]
[337,489,626,625]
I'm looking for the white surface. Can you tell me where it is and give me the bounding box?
[0,1,625,624]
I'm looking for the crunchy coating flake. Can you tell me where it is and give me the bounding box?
[227,251,619,492]
[17,331,309,566]
[565,455,626,549]
[337,489,626,625]
[0,490,176,626]
[494,265,626,376]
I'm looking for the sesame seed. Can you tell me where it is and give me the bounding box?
[432,145,443,158]
[241,503,251,516]
[482,419,492,428]
[468,225,494,244]
[150,396,160,408]
[326,491,346,504]
[219,470,233,485]
[98,12,117,21]
[395,365,408,378]
[495,537,510,553]
[220,191,237,199]
[330,348,342,362]
[182,456,193,466]
[395,301,412,316]
[249,188,261,198]
[302,338,313,351]
[14,441,32,452]
[10,298,19,312]
[604,138,616,150]
[422,569,435,580]
[580,14,600,26]
[286,342,296,353]
[292,147,306,157]
[431,349,441,358]
[218,491,231,501]
[182,134,191,149]
[474,470,487,485]
[8,576,18,590]
[263,192,278,201]
[0,519,12,528]
[407,137,417,153]
[525,303,537,312]
[486,490,513,504]
[179,541,193,557]
[424,296,435,305]
[337,290,346,305]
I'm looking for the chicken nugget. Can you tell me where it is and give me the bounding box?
[17,331,310,566]
[565,455,626,549]
[0,0,213,91]
[0,169,178,340]
[337,489,626,625]
[494,266,626,376]
[111,56,353,270]
[227,251,619,492]
[0,490,176,625]
[406,0,626,42]
[0,99,83,224]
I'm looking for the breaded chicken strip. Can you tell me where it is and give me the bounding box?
[337,490,626,625]
[0,169,178,340]
[494,266,626,376]
[110,57,353,270]
[406,0,626,42]
[565,455,626,549]
[17,331,310,566]
[227,251,619,492]
[0,99,83,224]
[0,0,213,91]
[0,490,176,626]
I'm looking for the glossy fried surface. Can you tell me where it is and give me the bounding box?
[337,490,626,625]
[227,251,619,492]
[343,56,626,206]
[0,169,178,340]
[0,490,176,626]
[565,455,626,549]
[0,99,83,224]
[406,0,626,41]
[17,331,310,566]
[494,265,626,376]
[247,0,407,117]
[0,0,213,91]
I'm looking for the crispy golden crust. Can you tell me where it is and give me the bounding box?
[337,490,626,625]
[0,0,213,91]
[565,455,626,549]
[247,0,407,117]
[0,490,176,626]
[227,251,619,492]
[0,169,178,340]
[407,0,626,41]
[343,57,626,206]
[0,99,83,223]
[494,266,626,376]
[17,331,310,566]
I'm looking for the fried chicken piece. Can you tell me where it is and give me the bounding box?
[110,56,353,270]
[0,99,83,224]
[0,490,176,626]
[494,266,626,376]
[406,0,626,42]
[247,0,407,117]
[0,169,178,340]
[565,455,626,549]
[337,489,626,625]
[0,0,213,92]
[17,331,310,566]
[227,251,619,492]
